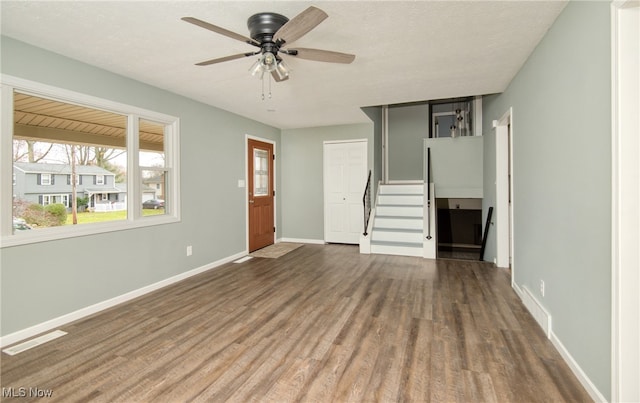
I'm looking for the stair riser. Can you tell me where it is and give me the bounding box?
[376,206,423,216]
[372,231,423,243]
[378,195,424,205]
[379,185,424,195]
[364,184,426,258]
[374,217,423,230]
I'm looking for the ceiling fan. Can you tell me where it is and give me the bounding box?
[182,6,356,83]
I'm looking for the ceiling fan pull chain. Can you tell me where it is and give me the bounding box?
[268,74,272,99]
[261,76,265,101]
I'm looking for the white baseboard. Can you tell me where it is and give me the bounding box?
[549,331,608,402]
[512,282,606,402]
[0,250,247,348]
[279,237,325,245]
[521,285,552,338]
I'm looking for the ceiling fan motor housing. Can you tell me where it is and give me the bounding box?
[247,12,289,44]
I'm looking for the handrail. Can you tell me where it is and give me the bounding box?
[479,207,493,261]
[362,170,372,236]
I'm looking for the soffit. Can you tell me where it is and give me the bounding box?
[13,93,164,151]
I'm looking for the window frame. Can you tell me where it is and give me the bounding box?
[1,75,181,247]
[41,194,70,208]
[67,174,81,186]
[40,173,52,186]
[95,175,105,185]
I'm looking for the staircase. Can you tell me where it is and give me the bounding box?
[369,184,424,257]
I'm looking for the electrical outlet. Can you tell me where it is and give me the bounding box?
[540,280,545,297]
[186,246,192,256]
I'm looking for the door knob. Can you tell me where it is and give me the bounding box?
[249,200,254,203]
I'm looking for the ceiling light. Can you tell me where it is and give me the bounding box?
[275,59,290,80]
[249,59,264,78]
[250,52,286,100]
[260,52,277,72]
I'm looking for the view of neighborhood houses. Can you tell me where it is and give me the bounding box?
[12,91,168,233]
[12,140,167,232]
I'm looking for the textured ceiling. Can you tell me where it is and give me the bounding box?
[1,1,567,129]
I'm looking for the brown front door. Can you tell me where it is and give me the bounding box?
[248,138,275,252]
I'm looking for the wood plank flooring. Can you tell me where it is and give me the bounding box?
[1,244,592,402]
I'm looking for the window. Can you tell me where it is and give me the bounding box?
[41,194,70,208]
[40,173,52,185]
[253,148,269,196]
[2,76,180,246]
[67,174,81,186]
[139,119,168,217]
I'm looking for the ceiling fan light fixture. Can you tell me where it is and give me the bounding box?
[275,59,290,79]
[249,59,263,78]
[260,52,277,72]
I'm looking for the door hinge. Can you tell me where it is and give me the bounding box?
[272,154,275,160]
[273,226,276,233]
[273,190,275,196]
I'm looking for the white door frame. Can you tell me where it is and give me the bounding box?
[611,2,639,401]
[245,134,277,252]
[494,108,514,278]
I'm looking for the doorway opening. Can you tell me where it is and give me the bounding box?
[436,197,483,260]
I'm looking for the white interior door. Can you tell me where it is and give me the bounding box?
[324,140,368,244]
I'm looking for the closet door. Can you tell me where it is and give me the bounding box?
[324,140,368,244]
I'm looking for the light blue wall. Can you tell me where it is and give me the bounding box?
[280,123,374,241]
[1,37,281,336]
[482,2,611,398]
[361,106,383,196]
[388,103,429,181]
[425,136,483,198]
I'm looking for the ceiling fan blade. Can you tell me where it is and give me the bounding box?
[274,6,328,45]
[182,17,260,46]
[288,48,355,64]
[195,52,256,66]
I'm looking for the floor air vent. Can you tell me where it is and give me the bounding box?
[3,330,67,356]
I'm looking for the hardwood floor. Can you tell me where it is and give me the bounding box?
[1,244,591,402]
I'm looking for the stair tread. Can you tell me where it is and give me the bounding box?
[377,204,423,207]
[376,215,423,219]
[373,227,422,233]
[371,240,423,247]
[368,185,425,257]
[379,193,424,197]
